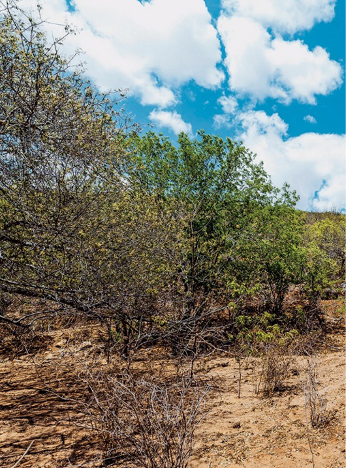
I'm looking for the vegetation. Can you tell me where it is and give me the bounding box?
[0,2,344,466]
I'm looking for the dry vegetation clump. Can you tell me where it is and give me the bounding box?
[300,357,340,468]
[303,358,336,429]
[10,339,212,468]
[73,365,210,468]
[255,342,294,397]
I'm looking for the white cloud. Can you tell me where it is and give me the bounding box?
[149,110,193,135]
[213,94,238,128]
[221,0,336,34]
[268,38,343,104]
[18,0,224,107]
[238,110,345,210]
[304,115,317,124]
[239,110,288,136]
[313,174,345,211]
[218,94,238,114]
[16,0,345,212]
[18,0,342,109]
[213,113,232,129]
[215,1,344,210]
[217,15,343,103]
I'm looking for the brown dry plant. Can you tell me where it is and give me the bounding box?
[73,364,210,468]
[255,342,293,397]
[303,357,334,428]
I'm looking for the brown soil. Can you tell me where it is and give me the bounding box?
[0,300,344,468]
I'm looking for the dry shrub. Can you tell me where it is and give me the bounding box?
[255,342,293,397]
[75,365,209,468]
[303,358,335,428]
[289,330,323,356]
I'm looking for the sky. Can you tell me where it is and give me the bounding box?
[18,0,345,211]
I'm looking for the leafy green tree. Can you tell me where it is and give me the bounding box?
[127,131,299,320]
[300,243,336,303]
[304,215,345,278]
[234,204,305,313]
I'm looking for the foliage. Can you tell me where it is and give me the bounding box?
[0,0,341,357]
[127,131,299,318]
[0,2,181,344]
[300,243,337,302]
[304,215,345,278]
[231,204,304,312]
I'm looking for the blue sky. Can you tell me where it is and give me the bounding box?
[20,0,345,210]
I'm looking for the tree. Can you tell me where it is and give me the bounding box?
[0,0,117,309]
[0,1,181,342]
[304,214,345,278]
[0,1,312,354]
[234,203,305,313]
[127,131,299,321]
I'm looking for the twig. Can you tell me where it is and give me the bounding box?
[304,399,315,468]
[10,440,34,468]
[237,356,242,398]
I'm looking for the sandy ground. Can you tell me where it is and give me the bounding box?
[0,301,344,468]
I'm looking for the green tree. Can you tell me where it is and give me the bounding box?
[127,131,299,320]
[304,215,345,278]
[234,204,305,313]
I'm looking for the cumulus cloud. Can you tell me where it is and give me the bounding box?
[217,15,343,103]
[17,0,344,211]
[19,0,223,107]
[238,111,345,210]
[304,115,317,124]
[221,0,336,34]
[18,0,343,108]
[218,94,238,114]
[213,94,238,128]
[213,113,232,129]
[215,1,344,210]
[313,174,345,210]
[149,110,193,135]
